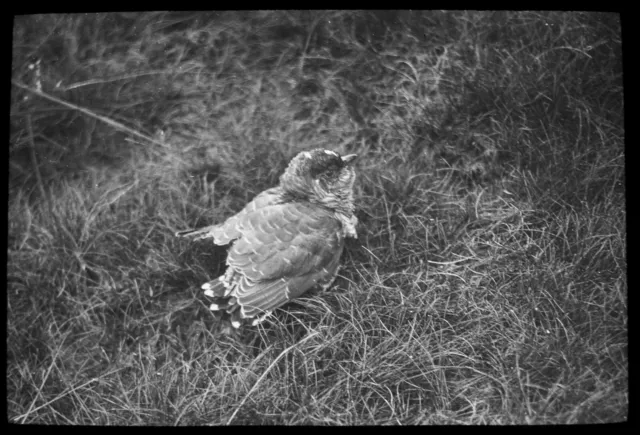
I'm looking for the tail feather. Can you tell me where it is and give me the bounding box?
[203,277,250,328]
[202,278,227,297]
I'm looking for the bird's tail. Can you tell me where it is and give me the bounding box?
[175,225,217,241]
[202,277,271,328]
[202,278,245,328]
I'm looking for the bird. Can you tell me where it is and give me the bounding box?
[176,149,358,328]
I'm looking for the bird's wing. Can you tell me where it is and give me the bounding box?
[175,187,282,243]
[235,263,340,317]
[228,202,343,279]
[225,202,345,316]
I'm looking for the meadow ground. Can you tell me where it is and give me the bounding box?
[9,11,625,424]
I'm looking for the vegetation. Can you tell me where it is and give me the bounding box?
[9,11,625,424]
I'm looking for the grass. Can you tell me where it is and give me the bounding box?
[8,11,625,424]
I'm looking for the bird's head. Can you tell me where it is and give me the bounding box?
[280,149,357,215]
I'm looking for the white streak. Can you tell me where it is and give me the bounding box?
[251,311,272,325]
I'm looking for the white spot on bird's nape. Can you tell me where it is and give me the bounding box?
[324,150,339,157]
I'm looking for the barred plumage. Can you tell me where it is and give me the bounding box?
[176,149,357,328]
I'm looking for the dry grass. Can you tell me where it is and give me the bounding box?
[9,11,625,424]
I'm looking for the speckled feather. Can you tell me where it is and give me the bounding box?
[176,149,357,328]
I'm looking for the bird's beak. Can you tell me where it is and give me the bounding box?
[341,154,357,164]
